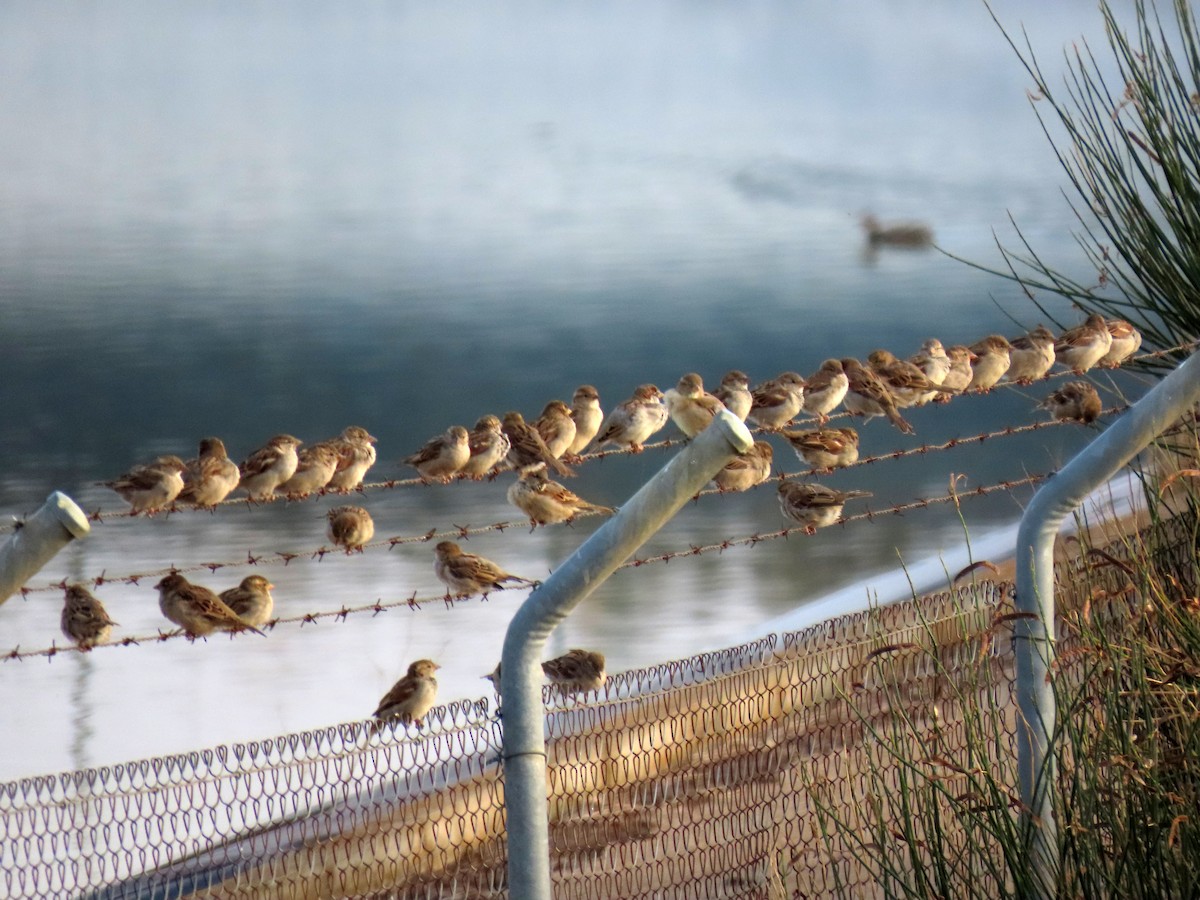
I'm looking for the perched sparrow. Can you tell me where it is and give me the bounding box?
[503,411,575,477]
[326,505,375,553]
[777,482,872,534]
[712,441,773,492]
[373,659,440,729]
[1038,381,1102,424]
[1101,318,1143,368]
[156,573,264,638]
[239,435,302,501]
[102,455,187,515]
[219,574,275,628]
[712,371,753,422]
[1007,326,1057,385]
[404,425,471,482]
[61,584,117,650]
[867,349,958,407]
[434,540,537,599]
[801,360,849,423]
[908,339,951,406]
[782,427,860,473]
[938,345,976,401]
[1054,313,1113,374]
[566,385,603,458]
[533,400,578,459]
[277,442,340,499]
[542,648,607,696]
[460,415,511,480]
[178,438,240,509]
[748,372,806,431]
[664,373,727,438]
[967,335,1013,392]
[325,426,378,492]
[593,385,669,453]
[507,465,615,527]
[840,359,914,434]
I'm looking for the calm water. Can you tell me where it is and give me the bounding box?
[0,1,1138,781]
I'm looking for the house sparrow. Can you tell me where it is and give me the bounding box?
[277,442,340,499]
[566,385,603,458]
[239,435,302,501]
[592,385,669,453]
[102,455,187,515]
[326,505,375,553]
[533,400,577,459]
[1101,318,1143,368]
[507,465,615,527]
[712,371,753,422]
[460,414,511,480]
[801,360,849,424]
[219,574,275,628]
[748,372,806,431]
[178,438,240,509]
[937,345,976,401]
[325,426,378,492]
[867,349,958,407]
[712,441,773,492]
[1038,381,1102,424]
[908,339,952,406]
[503,411,575,477]
[404,425,471,482]
[156,573,265,638]
[434,540,537,599]
[840,359,914,434]
[777,482,872,534]
[782,427,860,473]
[542,648,607,696]
[1007,326,1057,385]
[373,659,440,729]
[61,584,118,650]
[967,335,1013,392]
[664,373,727,437]
[1054,313,1113,374]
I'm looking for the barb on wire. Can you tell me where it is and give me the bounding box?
[2,470,1053,663]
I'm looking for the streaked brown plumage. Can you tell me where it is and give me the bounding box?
[239,435,302,501]
[326,505,375,553]
[566,385,604,458]
[712,441,773,492]
[967,335,1013,392]
[664,373,726,437]
[503,411,575,477]
[542,648,607,696]
[592,385,669,454]
[178,438,240,508]
[802,360,849,423]
[404,425,471,482]
[1100,318,1142,368]
[1007,326,1057,385]
[102,455,187,514]
[712,370,753,422]
[325,426,378,492]
[867,349,958,407]
[277,443,340,498]
[460,415,511,480]
[1054,314,1113,374]
[434,540,537,599]
[61,584,118,650]
[219,575,276,628]
[1038,381,1103,424]
[156,573,265,638]
[507,466,615,527]
[782,427,859,473]
[840,358,914,434]
[778,481,872,534]
[373,659,440,729]
[533,399,578,459]
[748,372,806,431]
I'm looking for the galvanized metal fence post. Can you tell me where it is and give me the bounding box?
[500,411,754,899]
[0,491,91,606]
[1014,350,1200,897]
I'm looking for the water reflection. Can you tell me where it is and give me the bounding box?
[0,0,1126,780]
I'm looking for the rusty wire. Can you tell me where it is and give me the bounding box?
[13,340,1186,531]
[1,469,1053,663]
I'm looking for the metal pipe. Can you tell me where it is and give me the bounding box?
[500,411,754,899]
[1014,350,1200,897]
[0,491,91,607]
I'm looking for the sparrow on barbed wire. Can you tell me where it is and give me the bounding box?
[967,336,1013,393]
[326,505,375,553]
[277,442,340,499]
[101,455,188,515]
[61,584,118,651]
[782,427,860,473]
[178,438,240,509]
[503,411,575,477]
[434,540,539,600]
[748,372,806,431]
[239,435,302,501]
[592,384,668,454]
[566,385,604,459]
[1054,313,1113,374]
[404,425,471,483]
[219,575,276,628]
[937,345,976,401]
[712,441,774,493]
[840,359,914,434]
[712,370,753,422]
[507,465,615,527]
[664,372,727,438]
[1101,318,1142,368]
[460,415,510,480]
[800,360,849,423]
[533,399,578,459]
[1006,325,1057,385]
[777,481,872,534]
[867,349,960,408]
[908,339,951,406]
[156,573,265,638]
[1038,381,1103,424]
[325,426,378,492]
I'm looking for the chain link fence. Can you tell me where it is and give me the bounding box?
[2,512,1186,899]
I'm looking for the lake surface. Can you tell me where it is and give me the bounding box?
[0,1,1143,781]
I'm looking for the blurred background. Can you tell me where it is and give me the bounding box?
[0,0,1142,781]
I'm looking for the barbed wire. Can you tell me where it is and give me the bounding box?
[1,468,1052,662]
[14,341,1189,530]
